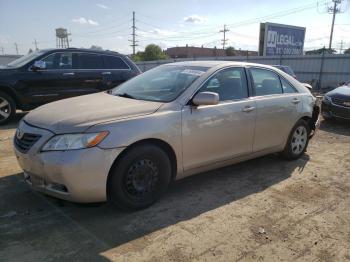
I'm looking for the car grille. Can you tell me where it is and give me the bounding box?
[14,133,41,153]
[332,97,350,108]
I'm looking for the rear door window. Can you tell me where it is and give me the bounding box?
[78,53,103,69]
[58,52,73,69]
[250,68,283,96]
[103,56,129,69]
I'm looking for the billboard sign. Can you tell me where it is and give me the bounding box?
[259,23,306,56]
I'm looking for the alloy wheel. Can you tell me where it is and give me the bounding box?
[0,97,11,121]
[291,126,307,155]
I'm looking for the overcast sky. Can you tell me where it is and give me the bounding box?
[0,0,349,55]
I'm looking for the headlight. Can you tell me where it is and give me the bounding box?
[323,95,332,103]
[42,131,109,151]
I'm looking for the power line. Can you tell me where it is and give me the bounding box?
[136,31,218,42]
[78,18,131,36]
[74,27,130,38]
[219,24,229,49]
[132,0,326,46]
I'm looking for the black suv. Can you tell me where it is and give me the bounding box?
[0,48,141,124]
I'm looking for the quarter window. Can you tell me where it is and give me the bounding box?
[78,53,103,69]
[199,67,248,101]
[103,56,129,69]
[250,68,283,96]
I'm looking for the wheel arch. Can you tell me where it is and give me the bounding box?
[106,138,178,197]
[299,105,320,135]
[0,85,21,109]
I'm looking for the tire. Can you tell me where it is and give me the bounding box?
[108,144,172,210]
[282,119,310,160]
[0,91,16,125]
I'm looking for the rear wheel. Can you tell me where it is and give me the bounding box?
[108,144,172,210]
[0,92,16,125]
[282,119,310,160]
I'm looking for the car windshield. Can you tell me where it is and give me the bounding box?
[6,50,46,68]
[111,65,209,102]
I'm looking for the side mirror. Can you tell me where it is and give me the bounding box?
[192,92,219,106]
[31,60,46,71]
[302,83,312,91]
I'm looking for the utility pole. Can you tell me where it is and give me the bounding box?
[328,0,342,50]
[0,46,4,55]
[14,43,19,55]
[129,11,138,55]
[33,39,39,50]
[339,40,344,54]
[219,24,229,50]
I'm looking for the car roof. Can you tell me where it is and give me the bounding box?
[272,65,289,68]
[41,48,122,56]
[164,60,280,69]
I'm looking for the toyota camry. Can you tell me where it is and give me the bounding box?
[14,61,319,210]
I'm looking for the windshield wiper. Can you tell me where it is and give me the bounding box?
[116,93,136,99]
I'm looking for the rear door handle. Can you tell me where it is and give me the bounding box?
[102,72,111,75]
[62,72,75,76]
[292,98,301,104]
[242,106,255,113]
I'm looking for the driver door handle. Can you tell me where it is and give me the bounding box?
[292,98,301,104]
[102,72,111,75]
[242,106,255,113]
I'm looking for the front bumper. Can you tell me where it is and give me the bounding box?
[322,101,350,120]
[14,121,123,203]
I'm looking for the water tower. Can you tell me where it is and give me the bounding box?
[55,28,70,48]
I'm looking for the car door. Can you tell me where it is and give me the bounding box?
[74,52,105,94]
[181,67,256,171]
[20,52,80,105]
[248,67,302,152]
[102,55,135,90]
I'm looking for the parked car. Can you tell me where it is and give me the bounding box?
[0,48,141,124]
[272,65,297,79]
[322,82,350,120]
[14,61,319,210]
[272,65,313,91]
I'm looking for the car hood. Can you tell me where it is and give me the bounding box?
[24,92,163,133]
[327,85,350,98]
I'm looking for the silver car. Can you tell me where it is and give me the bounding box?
[14,61,319,210]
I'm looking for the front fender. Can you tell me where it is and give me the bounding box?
[88,109,183,175]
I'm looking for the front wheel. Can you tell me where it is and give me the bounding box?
[282,119,310,160]
[108,144,172,210]
[0,92,16,125]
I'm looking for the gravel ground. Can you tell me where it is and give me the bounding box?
[0,113,349,262]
